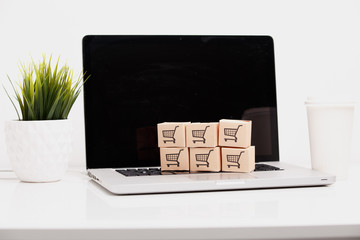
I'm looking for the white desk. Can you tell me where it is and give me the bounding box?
[1,163,360,240]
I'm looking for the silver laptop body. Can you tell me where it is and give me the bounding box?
[83,35,335,195]
[88,163,335,195]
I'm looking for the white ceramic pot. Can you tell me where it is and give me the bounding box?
[4,120,72,182]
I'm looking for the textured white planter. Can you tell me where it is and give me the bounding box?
[4,120,72,182]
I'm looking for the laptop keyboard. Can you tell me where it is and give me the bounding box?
[116,164,282,177]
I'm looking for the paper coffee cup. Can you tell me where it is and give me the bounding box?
[305,97,355,180]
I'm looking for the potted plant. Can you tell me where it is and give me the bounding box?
[3,55,87,182]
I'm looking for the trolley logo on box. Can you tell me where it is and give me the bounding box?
[162,126,179,144]
[224,125,242,142]
[166,149,183,167]
[192,125,210,144]
[195,149,213,168]
[226,151,244,168]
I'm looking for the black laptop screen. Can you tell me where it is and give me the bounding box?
[82,35,279,169]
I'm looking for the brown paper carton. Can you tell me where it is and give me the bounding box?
[221,146,255,173]
[186,122,219,148]
[189,147,221,172]
[157,122,190,148]
[219,119,252,148]
[160,147,190,171]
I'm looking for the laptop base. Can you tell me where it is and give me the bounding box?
[88,162,335,195]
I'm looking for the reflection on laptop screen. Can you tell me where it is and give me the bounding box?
[83,35,279,169]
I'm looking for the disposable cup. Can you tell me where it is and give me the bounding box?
[305,97,355,180]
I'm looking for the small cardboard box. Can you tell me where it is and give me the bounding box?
[186,122,219,148]
[160,147,190,171]
[221,146,255,173]
[189,147,221,172]
[157,122,189,148]
[219,119,252,148]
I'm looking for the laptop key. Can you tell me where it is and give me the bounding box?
[117,171,137,176]
[149,168,161,171]
[254,164,283,172]
[116,168,162,177]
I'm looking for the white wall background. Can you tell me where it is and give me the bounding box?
[1,0,359,170]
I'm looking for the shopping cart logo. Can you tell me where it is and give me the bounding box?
[192,125,210,144]
[195,149,213,167]
[224,125,242,142]
[162,126,179,144]
[226,151,244,168]
[166,149,183,167]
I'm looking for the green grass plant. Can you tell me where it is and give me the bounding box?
[4,55,88,120]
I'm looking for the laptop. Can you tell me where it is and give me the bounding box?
[82,35,335,195]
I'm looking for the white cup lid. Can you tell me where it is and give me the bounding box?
[305,95,356,105]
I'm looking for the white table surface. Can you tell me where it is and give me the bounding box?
[1,163,360,240]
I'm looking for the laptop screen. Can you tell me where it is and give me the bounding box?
[82,35,279,169]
